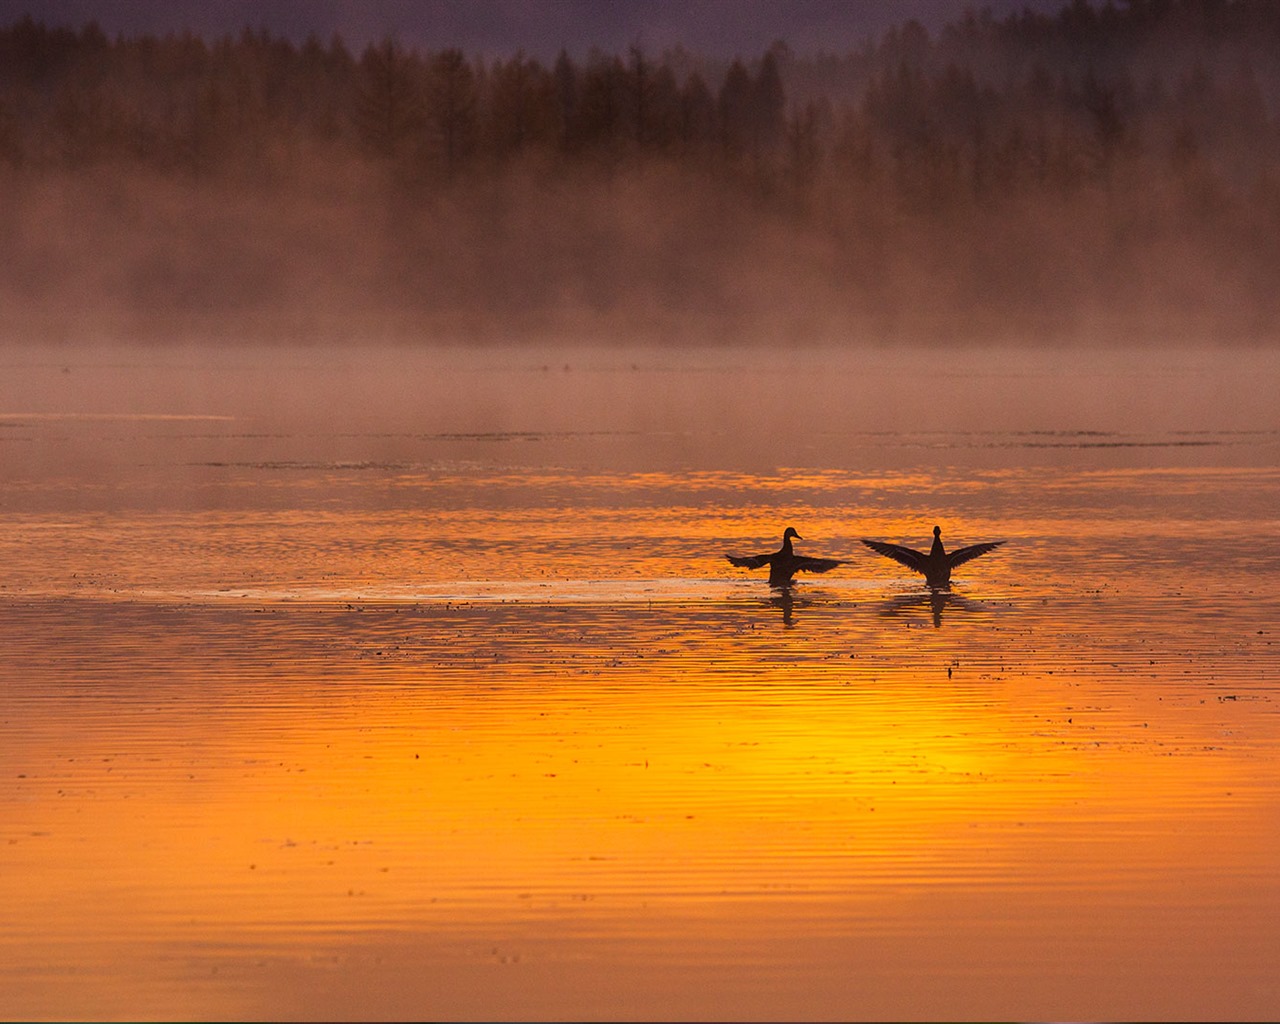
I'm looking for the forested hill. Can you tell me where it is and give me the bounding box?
[3,0,1278,346]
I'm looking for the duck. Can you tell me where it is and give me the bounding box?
[862,525,1003,588]
[726,527,842,587]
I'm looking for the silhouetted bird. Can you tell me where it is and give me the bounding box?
[726,527,842,587]
[862,525,1003,588]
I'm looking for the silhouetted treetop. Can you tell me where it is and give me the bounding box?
[2,0,1276,186]
[1,1,1278,344]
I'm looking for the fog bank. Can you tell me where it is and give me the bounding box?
[4,156,1275,347]
[2,3,1279,347]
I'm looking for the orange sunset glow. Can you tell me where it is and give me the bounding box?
[4,2,1280,1021]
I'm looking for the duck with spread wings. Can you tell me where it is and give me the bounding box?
[726,527,842,587]
[862,525,1003,588]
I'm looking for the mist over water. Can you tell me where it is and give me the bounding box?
[3,3,1280,347]
[7,153,1277,347]
[4,342,1276,493]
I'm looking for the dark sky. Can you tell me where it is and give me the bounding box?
[0,0,1066,59]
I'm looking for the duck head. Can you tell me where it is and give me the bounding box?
[933,525,942,538]
[784,527,802,541]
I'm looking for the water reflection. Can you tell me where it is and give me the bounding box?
[877,587,987,628]
[745,584,848,628]
[2,346,1279,1021]
[770,584,797,626]
[3,584,1277,1022]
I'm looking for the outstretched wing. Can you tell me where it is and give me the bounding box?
[726,552,771,569]
[861,539,927,575]
[793,556,842,575]
[947,541,1005,569]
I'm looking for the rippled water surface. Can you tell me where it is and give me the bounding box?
[2,345,1278,1021]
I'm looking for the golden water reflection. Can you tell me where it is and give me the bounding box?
[3,586,1278,1020]
[2,348,1279,1020]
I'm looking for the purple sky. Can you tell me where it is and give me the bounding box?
[0,0,1066,58]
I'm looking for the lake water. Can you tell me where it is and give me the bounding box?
[2,343,1278,1021]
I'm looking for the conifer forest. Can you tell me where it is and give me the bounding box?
[3,1,1278,344]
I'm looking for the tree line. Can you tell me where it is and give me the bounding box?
[0,16,790,179]
[2,0,1279,343]
[2,2,1276,192]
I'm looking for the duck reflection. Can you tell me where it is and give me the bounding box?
[758,584,846,628]
[770,585,799,627]
[878,587,984,628]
